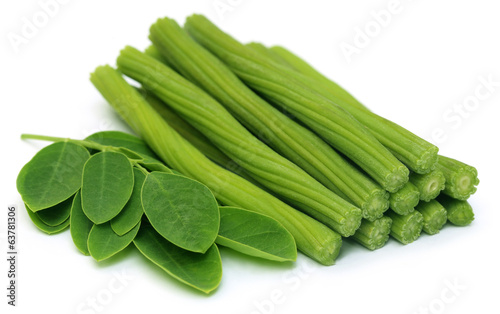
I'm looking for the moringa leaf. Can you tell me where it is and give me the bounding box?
[25,203,70,234]
[70,191,93,255]
[115,147,145,161]
[85,131,157,159]
[36,194,74,226]
[88,221,141,261]
[133,224,222,294]
[140,159,172,173]
[81,151,134,224]
[170,169,183,176]
[141,172,219,253]
[86,131,172,172]
[17,141,90,211]
[111,168,146,235]
[216,206,297,262]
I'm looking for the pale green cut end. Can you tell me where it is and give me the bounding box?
[420,173,446,202]
[361,189,390,221]
[309,232,342,266]
[410,169,446,202]
[437,156,479,200]
[416,200,447,235]
[383,165,410,193]
[352,217,392,250]
[448,205,475,226]
[396,212,423,244]
[446,167,479,200]
[389,182,420,215]
[337,207,363,237]
[413,145,439,174]
[367,217,392,250]
[387,210,424,245]
[438,195,475,226]
[424,209,447,235]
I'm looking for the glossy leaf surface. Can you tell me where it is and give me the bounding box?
[70,191,94,255]
[133,224,222,294]
[216,206,296,262]
[36,194,74,226]
[88,221,140,261]
[81,152,134,224]
[17,141,90,211]
[25,203,70,234]
[141,172,219,253]
[111,168,146,235]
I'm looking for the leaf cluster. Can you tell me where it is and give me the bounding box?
[18,131,296,293]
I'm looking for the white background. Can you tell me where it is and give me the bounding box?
[1,1,499,313]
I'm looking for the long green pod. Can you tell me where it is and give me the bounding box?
[267,45,368,112]
[148,18,388,221]
[333,105,439,174]
[117,46,362,237]
[261,45,439,174]
[436,156,479,200]
[137,88,230,167]
[144,44,169,64]
[246,43,292,67]
[184,14,409,193]
[90,65,342,265]
[140,88,262,187]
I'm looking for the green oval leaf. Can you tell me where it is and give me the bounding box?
[216,206,297,262]
[87,222,141,262]
[25,203,70,234]
[70,191,94,255]
[111,168,146,235]
[88,221,141,261]
[85,131,172,173]
[81,152,134,224]
[140,159,172,173]
[85,131,158,159]
[17,141,90,211]
[170,169,183,176]
[141,172,219,253]
[36,194,74,226]
[133,224,222,294]
[115,147,145,161]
